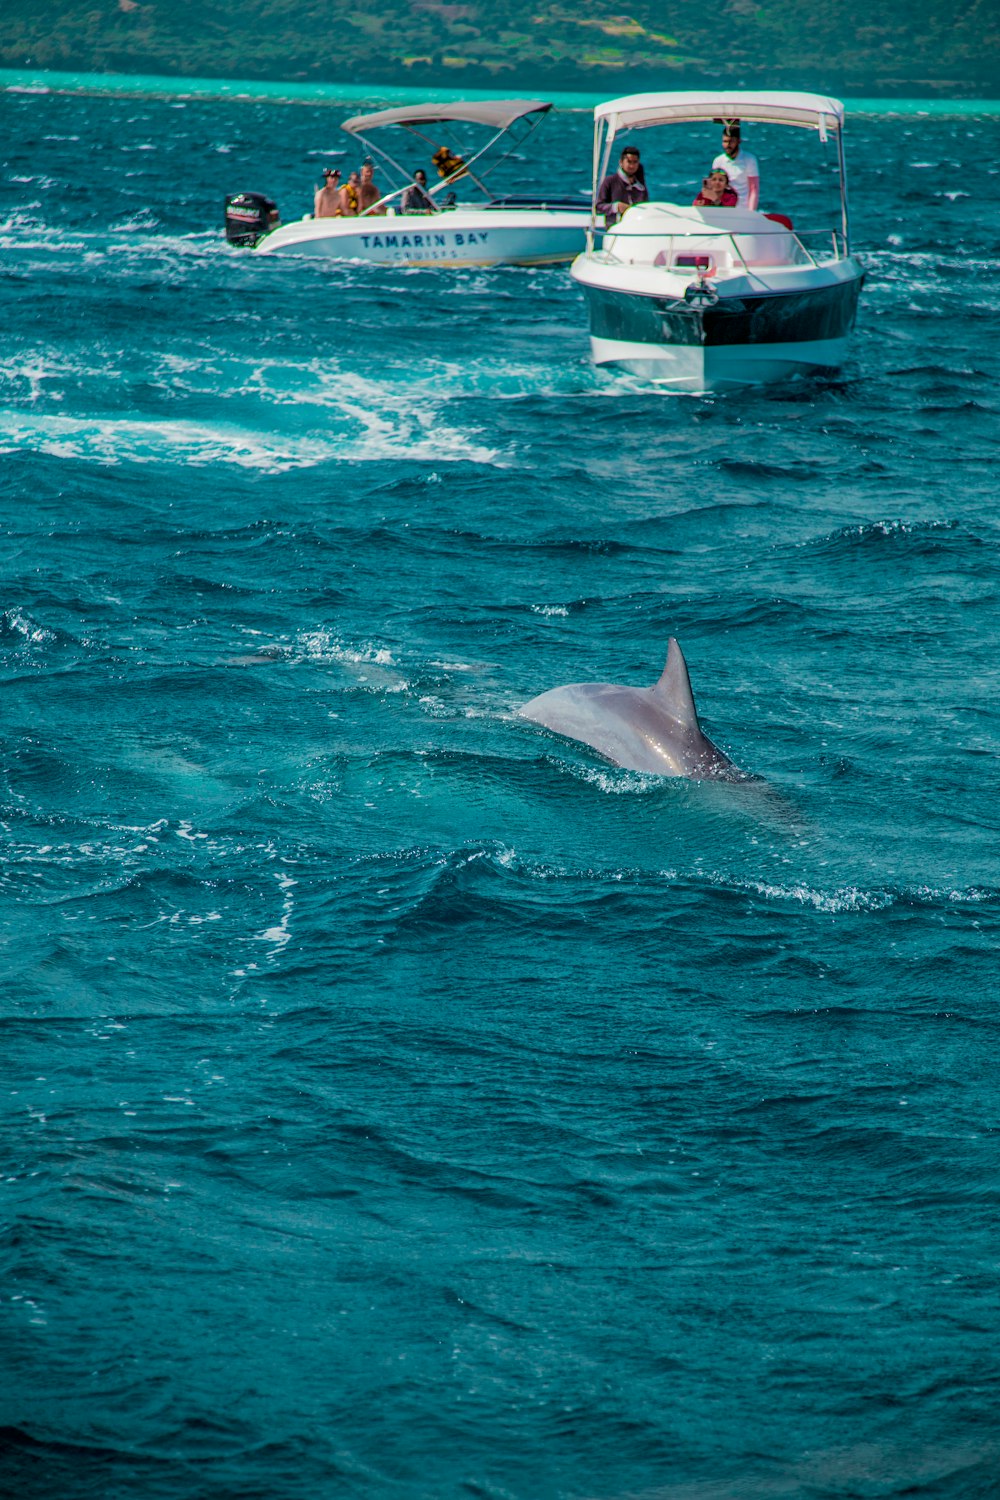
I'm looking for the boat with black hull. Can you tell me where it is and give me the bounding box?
[571,91,865,392]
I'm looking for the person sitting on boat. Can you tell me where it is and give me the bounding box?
[314,167,341,218]
[693,168,738,208]
[596,145,648,226]
[338,170,361,217]
[401,169,436,214]
[357,159,386,216]
[713,122,759,209]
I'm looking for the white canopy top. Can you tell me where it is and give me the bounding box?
[594,90,845,134]
[342,99,551,135]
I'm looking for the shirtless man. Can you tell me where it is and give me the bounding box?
[313,167,341,218]
[357,160,385,216]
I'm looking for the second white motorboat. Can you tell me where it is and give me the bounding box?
[571,91,865,392]
[230,98,590,268]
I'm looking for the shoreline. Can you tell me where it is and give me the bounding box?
[3,66,1000,115]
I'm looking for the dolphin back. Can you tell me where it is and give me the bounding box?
[517,638,743,780]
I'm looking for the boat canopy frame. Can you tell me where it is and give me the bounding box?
[589,90,851,253]
[339,98,555,214]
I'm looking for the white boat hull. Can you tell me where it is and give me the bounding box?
[256,208,589,267]
[571,202,864,392]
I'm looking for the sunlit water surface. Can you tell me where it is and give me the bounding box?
[2,79,999,1500]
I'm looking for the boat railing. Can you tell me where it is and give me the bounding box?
[359,189,592,216]
[486,194,592,212]
[598,224,848,284]
[793,227,848,262]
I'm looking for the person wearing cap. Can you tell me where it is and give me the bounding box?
[314,167,342,218]
[595,144,649,227]
[712,123,759,209]
[401,168,436,214]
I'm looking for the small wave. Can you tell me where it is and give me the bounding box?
[343,843,999,926]
[797,516,978,564]
[717,458,825,481]
[721,875,996,913]
[1,607,59,646]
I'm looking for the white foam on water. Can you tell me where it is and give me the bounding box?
[255,870,297,953]
[244,362,503,466]
[295,633,397,668]
[0,410,334,472]
[2,607,57,644]
[0,402,494,472]
[108,209,162,233]
[0,346,120,403]
[564,761,666,795]
[719,876,994,913]
[289,631,411,692]
[731,877,894,913]
[1,347,505,469]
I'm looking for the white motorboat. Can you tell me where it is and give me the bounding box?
[228,99,590,268]
[570,91,865,392]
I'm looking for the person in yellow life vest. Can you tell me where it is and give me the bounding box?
[338,170,360,217]
[432,145,466,181]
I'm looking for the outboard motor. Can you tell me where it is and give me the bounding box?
[225,192,278,247]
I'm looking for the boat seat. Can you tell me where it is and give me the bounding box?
[764,212,794,230]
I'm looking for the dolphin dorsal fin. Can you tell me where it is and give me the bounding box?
[651,638,700,729]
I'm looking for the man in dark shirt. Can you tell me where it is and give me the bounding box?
[596,145,648,226]
[400,169,435,214]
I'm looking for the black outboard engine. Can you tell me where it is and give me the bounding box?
[225,192,278,247]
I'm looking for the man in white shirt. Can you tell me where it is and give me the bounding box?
[713,123,760,210]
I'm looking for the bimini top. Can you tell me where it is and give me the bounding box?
[594,90,844,134]
[342,99,552,135]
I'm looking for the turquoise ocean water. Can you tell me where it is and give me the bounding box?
[2,69,1000,1499]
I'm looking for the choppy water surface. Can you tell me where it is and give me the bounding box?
[2,80,1000,1499]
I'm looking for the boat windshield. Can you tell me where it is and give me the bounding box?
[588,90,851,254]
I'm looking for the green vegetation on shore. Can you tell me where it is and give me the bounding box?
[1,0,995,97]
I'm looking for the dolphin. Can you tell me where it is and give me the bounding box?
[517,637,745,779]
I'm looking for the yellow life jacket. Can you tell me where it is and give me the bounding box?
[337,183,359,216]
[432,146,467,181]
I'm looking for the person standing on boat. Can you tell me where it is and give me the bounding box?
[596,145,648,227]
[314,167,341,218]
[357,160,385,216]
[713,123,759,209]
